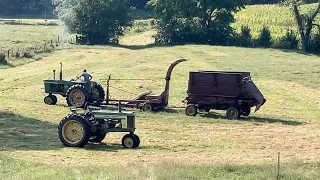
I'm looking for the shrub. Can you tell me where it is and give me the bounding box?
[258,26,272,48]
[236,25,252,47]
[272,30,298,49]
[309,34,320,53]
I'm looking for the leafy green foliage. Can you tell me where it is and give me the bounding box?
[0,51,7,64]
[272,30,298,49]
[258,26,272,47]
[148,0,244,45]
[236,25,253,47]
[0,0,53,16]
[54,0,133,44]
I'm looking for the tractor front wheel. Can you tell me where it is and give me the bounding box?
[58,115,91,147]
[66,84,89,108]
[185,104,197,116]
[122,134,139,148]
[44,95,57,105]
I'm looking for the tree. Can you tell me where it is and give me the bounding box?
[54,0,133,44]
[291,0,320,51]
[148,0,244,45]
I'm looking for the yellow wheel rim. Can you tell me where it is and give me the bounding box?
[124,137,134,148]
[69,89,85,107]
[62,120,84,144]
[92,89,100,101]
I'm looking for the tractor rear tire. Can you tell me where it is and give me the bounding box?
[44,95,57,105]
[66,84,89,108]
[226,107,240,120]
[122,134,139,148]
[142,103,153,112]
[89,132,107,143]
[58,114,91,147]
[91,83,105,106]
[185,104,197,116]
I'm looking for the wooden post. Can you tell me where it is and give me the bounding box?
[7,49,10,59]
[58,36,60,43]
[44,43,46,52]
[276,152,280,180]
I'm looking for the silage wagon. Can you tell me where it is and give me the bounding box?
[184,71,266,119]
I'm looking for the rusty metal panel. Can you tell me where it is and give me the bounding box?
[188,72,248,97]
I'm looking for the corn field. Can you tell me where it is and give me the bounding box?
[234,3,320,39]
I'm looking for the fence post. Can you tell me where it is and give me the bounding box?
[7,49,10,59]
[44,43,46,52]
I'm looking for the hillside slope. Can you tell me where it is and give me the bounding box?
[0,44,320,178]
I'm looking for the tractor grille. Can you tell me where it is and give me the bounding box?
[127,116,135,129]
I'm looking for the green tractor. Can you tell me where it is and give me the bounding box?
[58,105,140,148]
[43,63,105,108]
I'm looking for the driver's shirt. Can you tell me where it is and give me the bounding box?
[81,72,91,81]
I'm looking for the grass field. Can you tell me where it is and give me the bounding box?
[0,43,320,179]
[1,5,320,179]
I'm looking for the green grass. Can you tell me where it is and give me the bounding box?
[234,3,320,39]
[1,155,320,179]
[1,44,320,178]
[1,9,320,178]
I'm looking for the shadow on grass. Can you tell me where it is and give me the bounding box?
[0,111,60,151]
[200,112,304,126]
[0,111,137,151]
[280,49,320,57]
[108,43,178,50]
[85,142,146,151]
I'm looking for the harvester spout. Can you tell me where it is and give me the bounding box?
[161,58,187,105]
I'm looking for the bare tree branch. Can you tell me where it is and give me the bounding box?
[310,0,320,21]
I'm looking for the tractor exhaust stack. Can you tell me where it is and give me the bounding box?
[59,62,62,80]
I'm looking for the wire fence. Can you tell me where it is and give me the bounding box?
[0,35,77,65]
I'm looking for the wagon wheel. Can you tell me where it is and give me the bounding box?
[66,84,89,108]
[185,104,197,116]
[58,115,91,147]
[142,103,153,112]
[122,134,139,148]
[241,106,251,116]
[226,107,240,120]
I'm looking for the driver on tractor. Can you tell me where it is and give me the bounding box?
[76,69,92,82]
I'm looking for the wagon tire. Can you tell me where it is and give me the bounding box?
[90,83,105,106]
[122,134,139,148]
[142,103,153,112]
[185,104,197,116]
[226,107,240,120]
[241,106,251,116]
[58,115,91,147]
[89,132,107,143]
[66,84,89,108]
